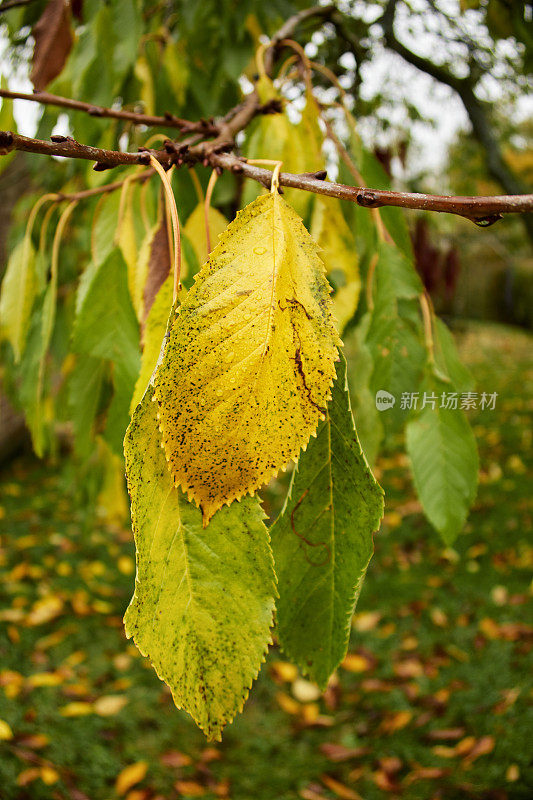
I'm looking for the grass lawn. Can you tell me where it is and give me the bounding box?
[0,321,531,800]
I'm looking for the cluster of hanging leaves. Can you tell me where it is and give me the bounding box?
[0,21,479,738]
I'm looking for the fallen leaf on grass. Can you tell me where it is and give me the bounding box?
[292,678,322,702]
[0,718,13,739]
[59,702,93,717]
[300,784,327,800]
[276,691,301,715]
[26,595,64,626]
[352,611,381,632]
[404,766,450,785]
[116,762,148,796]
[321,774,363,799]
[270,661,299,683]
[160,751,192,768]
[17,768,41,786]
[426,728,466,741]
[27,672,63,688]
[463,736,495,764]
[16,733,49,749]
[93,695,128,716]
[174,780,206,796]
[341,653,374,673]
[319,743,370,762]
[380,710,412,733]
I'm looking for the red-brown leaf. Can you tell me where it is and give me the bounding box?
[31,0,73,91]
[142,216,171,323]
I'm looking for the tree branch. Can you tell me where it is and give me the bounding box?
[263,4,336,74]
[380,0,533,241]
[2,129,531,223]
[0,88,219,135]
[0,0,34,12]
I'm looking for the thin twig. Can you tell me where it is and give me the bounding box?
[0,88,218,135]
[55,169,154,203]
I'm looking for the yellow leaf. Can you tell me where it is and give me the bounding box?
[154,192,340,522]
[27,672,63,688]
[115,762,148,796]
[0,719,13,740]
[184,203,228,266]
[130,275,173,414]
[311,197,360,332]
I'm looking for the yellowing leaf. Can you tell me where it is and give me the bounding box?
[115,762,148,796]
[124,387,276,740]
[130,275,173,414]
[154,192,340,522]
[116,182,144,318]
[184,204,228,266]
[243,80,324,218]
[95,437,129,524]
[163,39,189,105]
[0,236,36,362]
[311,197,360,332]
[134,55,155,115]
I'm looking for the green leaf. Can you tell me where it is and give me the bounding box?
[110,0,142,86]
[271,355,384,689]
[0,236,36,362]
[91,191,121,267]
[73,249,139,374]
[432,317,474,392]
[343,314,383,466]
[69,355,106,458]
[366,242,426,426]
[73,249,140,452]
[124,385,276,740]
[406,378,479,544]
